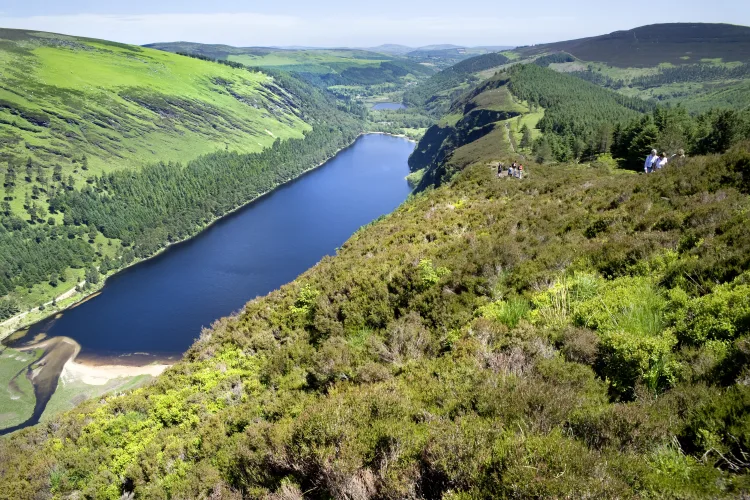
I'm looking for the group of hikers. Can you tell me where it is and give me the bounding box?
[644,148,686,173]
[497,162,525,179]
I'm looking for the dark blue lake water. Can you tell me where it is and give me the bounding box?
[372,102,406,110]
[12,134,414,360]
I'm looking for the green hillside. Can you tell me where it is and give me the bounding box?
[145,42,436,89]
[0,29,309,176]
[403,52,511,116]
[3,22,750,498]
[514,23,750,67]
[508,23,750,112]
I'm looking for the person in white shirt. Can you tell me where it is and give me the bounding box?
[656,152,669,170]
[644,149,658,173]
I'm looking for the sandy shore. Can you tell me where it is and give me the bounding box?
[60,361,170,386]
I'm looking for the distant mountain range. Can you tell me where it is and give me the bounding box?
[514,23,750,67]
[368,44,515,56]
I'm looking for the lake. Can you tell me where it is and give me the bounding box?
[372,102,406,110]
[1,134,414,433]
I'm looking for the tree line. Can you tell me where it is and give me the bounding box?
[571,63,750,90]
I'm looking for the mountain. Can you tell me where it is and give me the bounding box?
[403,52,512,115]
[2,22,750,498]
[366,43,415,55]
[515,22,750,67]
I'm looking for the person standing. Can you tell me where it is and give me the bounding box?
[644,149,658,173]
[497,162,504,177]
[656,152,669,170]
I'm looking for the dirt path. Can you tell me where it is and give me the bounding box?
[505,122,517,154]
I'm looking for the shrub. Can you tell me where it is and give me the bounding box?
[598,329,679,397]
[561,327,600,365]
[674,278,750,345]
[478,297,531,329]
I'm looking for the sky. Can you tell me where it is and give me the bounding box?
[0,0,748,48]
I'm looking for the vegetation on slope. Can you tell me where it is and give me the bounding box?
[513,23,750,67]
[0,29,308,175]
[612,105,750,169]
[2,141,750,497]
[507,64,654,162]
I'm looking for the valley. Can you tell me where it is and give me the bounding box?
[0,16,750,499]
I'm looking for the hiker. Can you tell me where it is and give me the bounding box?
[672,149,687,167]
[519,164,524,179]
[507,165,513,177]
[644,149,658,173]
[497,162,504,177]
[656,152,669,170]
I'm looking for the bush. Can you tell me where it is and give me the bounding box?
[674,277,750,345]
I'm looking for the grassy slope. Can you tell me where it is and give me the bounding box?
[0,28,308,181]
[0,28,316,313]
[227,49,389,71]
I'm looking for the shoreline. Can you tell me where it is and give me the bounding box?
[0,132,415,344]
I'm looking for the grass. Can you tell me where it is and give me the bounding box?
[469,86,526,113]
[0,347,42,429]
[510,106,544,146]
[0,30,310,221]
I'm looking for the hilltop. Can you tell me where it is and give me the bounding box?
[514,23,750,67]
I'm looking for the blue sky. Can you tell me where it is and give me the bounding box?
[0,0,748,47]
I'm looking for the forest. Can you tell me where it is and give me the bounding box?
[571,63,750,90]
[506,64,653,162]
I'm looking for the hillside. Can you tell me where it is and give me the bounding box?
[403,52,511,115]
[507,23,750,112]
[3,124,750,496]
[0,28,364,323]
[0,29,308,175]
[514,23,750,67]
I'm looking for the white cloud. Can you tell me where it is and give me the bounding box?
[0,11,587,47]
